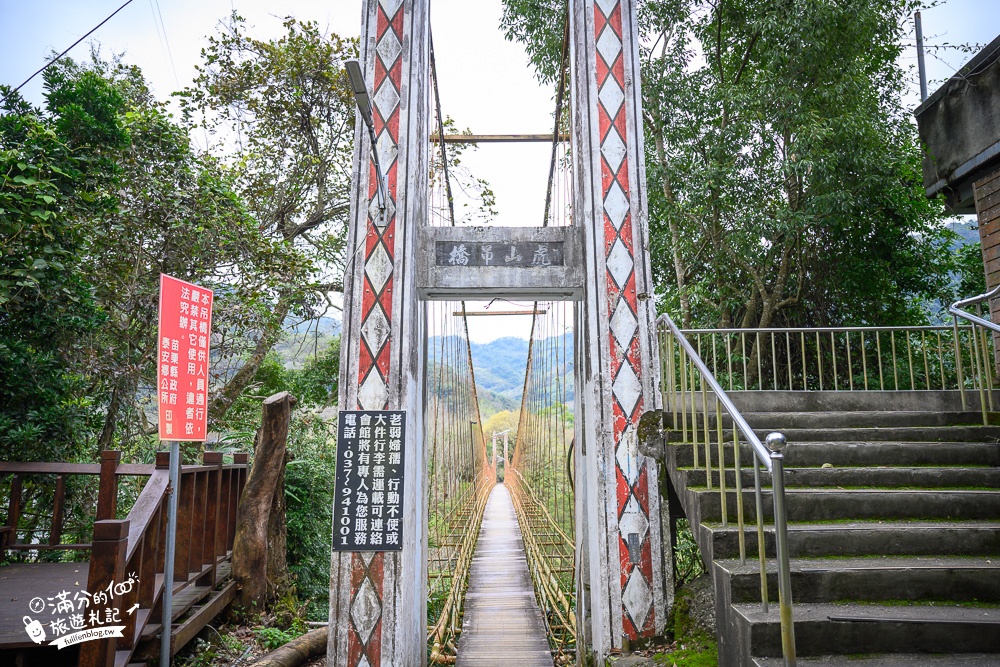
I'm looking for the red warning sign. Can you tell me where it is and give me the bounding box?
[157,274,213,441]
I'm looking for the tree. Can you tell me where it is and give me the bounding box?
[0,69,126,461]
[503,0,956,329]
[179,15,359,420]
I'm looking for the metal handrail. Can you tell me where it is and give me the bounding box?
[949,286,1000,423]
[950,283,1000,333]
[657,313,797,666]
[678,324,982,394]
[681,324,959,334]
[664,318,773,470]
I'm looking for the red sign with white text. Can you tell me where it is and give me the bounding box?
[157,274,213,441]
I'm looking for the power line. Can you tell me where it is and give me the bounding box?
[149,0,179,88]
[4,0,136,100]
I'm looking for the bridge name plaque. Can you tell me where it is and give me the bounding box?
[333,410,406,551]
[418,225,585,300]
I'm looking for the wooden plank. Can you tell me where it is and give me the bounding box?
[982,242,1000,264]
[979,201,1000,225]
[169,581,236,652]
[0,462,101,474]
[80,520,129,667]
[456,485,552,666]
[5,474,21,548]
[975,185,1000,214]
[430,133,569,143]
[96,451,122,521]
[978,218,1000,243]
[974,170,1000,199]
[190,471,206,575]
[0,563,89,649]
[174,473,194,582]
[124,472,169,562]
[49,475,65,546]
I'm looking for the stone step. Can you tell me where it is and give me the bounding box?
[669,424,1000,445]
[716,556,1000,605]
[693,488,1000,523]
[753,653,1000,666]
[726,390,983,414]
[732,602,1000,658]
[701,521,1000,562]
[711,410,993,430]
[676,465,1000,490]
[670,440,1000,468]
[764,425,1000,443]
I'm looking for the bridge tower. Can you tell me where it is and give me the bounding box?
[570,0,669,656]
[329,0,668,663]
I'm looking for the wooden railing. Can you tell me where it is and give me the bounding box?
[0,450,249,665]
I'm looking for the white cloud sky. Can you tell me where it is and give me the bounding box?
[2,0,996,342]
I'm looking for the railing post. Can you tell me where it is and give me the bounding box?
[766,432,797,667]
[201,451,224,587]
[79,519,130,667]
[96,450,122,520]
[954,317,967,410]
[2,474,22,550]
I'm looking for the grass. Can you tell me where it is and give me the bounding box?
[652,637,718,667]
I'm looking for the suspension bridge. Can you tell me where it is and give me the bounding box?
[3,1,998,666]
[328,0,999,665]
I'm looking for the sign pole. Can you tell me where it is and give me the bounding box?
[160,440,180,666]
[156,272,214,665]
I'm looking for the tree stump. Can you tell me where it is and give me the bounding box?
[232,391,296,612]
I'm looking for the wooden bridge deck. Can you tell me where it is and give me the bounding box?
[457,483,552,666]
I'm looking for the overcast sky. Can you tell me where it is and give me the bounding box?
[1,0,997,342]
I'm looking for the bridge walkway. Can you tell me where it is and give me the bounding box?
[456,483,552,666]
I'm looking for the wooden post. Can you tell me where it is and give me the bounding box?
[79,520,129,667]
[96,450,121,520]
[232,391,296,610]
[50,474,65,545]
[201,451,224,587]
[329,1,429,664]
[2,474,21,550]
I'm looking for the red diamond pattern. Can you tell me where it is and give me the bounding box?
[594,0,655,640]
[348,0,406,664]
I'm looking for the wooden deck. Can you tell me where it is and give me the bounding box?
[0,452,248,665]
[457,484,552,666]
[0,562,90,649]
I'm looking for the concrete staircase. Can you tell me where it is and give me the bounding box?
[664,391,1000,667]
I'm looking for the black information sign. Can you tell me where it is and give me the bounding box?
[434,240,565,268]
[333,410,406,551]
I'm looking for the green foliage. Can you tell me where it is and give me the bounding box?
[652,637,718,667]
[253,625,302,652]
[290,337,340,406]
[1,69,125,462]
[643,0,952,327]
[955,239,986,299]
[504,0,955,329]
[283,410,337,619]
[252,592,308,649]
[176,633,248,667]
[674,519,706,587]
[499,0,565,84]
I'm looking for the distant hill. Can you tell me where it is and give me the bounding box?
[947,219,979,246]
[429,334,575,413]
[273,319,571,415]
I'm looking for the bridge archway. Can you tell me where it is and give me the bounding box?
[329,2,669,664]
